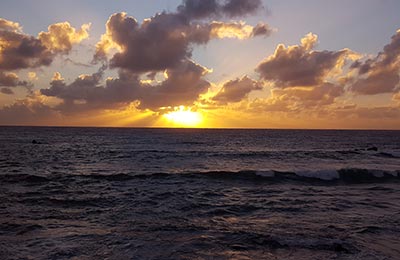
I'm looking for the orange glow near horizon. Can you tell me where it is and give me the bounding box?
[163,106,203,127]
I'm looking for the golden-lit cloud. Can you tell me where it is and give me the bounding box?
[38,22,90,53]
[209,21,257,39]
[0,18,21,32]
[28,72,38,81]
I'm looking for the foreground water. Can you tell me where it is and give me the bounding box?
[0,127,399,259]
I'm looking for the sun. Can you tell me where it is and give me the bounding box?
[164,106,203,127]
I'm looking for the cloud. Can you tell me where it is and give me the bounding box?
[1,87,13,95]
[0,18,21,32]
[188,21,272,44]
[40,68,139,114]
[94,9,271,73]
[41,70,103,102]
[40,60,210,113]
[349,67,399,95]
[0,71,27,87]
[0,94,60,125]
[0,18,89,71]
[256,33,348,88]
[251,83,344,112]
[349,30,400,95]
[212,76,262,104]
[94,12,190,72]
[177,0,263,19]
[38,22,90,53]
[138,60,211,110]
[251,23,273,37]
[222,0,263,17]
[335,105,400,120]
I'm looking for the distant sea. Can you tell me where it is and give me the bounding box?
[1,127,399,259]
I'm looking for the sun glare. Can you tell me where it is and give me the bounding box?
[164,106,203,127]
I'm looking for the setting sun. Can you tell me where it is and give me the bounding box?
[164,106,203,127]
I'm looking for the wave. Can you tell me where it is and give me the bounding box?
[1,168,399,185]
[190,168,400,184]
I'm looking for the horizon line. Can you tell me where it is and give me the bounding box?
[1,125,399,131]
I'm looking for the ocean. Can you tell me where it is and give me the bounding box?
[0,127,399,259]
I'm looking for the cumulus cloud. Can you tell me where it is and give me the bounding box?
[40,60,210,113]
[0,18,89,71]
[38,22,90,53]
[94,8,271,73]
[349,29,400,95]
[87,0,271,112]
[212,76,262,104]
[256,33,348,88]
[94,12,193,72]
[138,60,211,110]
[0,18,21,32]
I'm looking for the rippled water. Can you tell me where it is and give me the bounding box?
[0,127,399,259]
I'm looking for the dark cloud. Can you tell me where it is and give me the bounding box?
[177,0,263,19]
[349,30,400,95]
[95,12,190,73]
[256,33,348,88]
[40,60,210,113]
[0,96,59,125]
[251,23,273,37]
[0,30,52,70]
[177,0,219,19]
[0,71,27,87]
[138,60,210,110]
[0,18,89,71]
[1,87,13,95]
[95,12,270,73]
[41,67,142,114]
[41,67,105,102]
[349,67,399,95]
[222,0,263,18]
[63,58,91,68]
[213,76,262,104]
[93,0,270,72]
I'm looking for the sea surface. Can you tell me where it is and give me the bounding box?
[0,127,399,259]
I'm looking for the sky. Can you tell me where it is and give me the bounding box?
[0,0,400,129]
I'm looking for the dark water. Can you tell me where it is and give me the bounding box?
[0,127,399,259]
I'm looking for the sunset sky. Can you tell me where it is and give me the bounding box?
[1,0,400,129]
